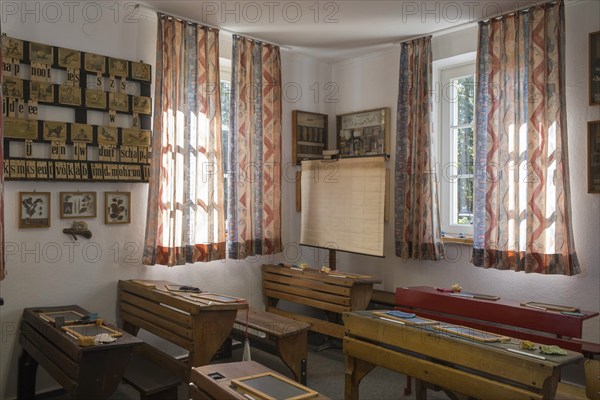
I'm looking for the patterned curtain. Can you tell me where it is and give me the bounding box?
[395,36,445,261]
[472,1,579,274]
[143,15,225,266]
[227,35,282,259]
[0,34,5,280]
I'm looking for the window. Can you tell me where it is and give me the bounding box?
[440,63,475,236]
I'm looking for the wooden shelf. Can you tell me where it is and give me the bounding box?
[441,236,473,245]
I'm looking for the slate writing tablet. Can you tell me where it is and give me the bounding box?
[39,310,84,324]
[231,372,318,400]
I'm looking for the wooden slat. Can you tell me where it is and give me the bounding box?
[264,288,350,314]
[21,308,81,360]
[263,264,381,285]
[119,280,201,314]
[263,273,351,296]
[344,312,558,388]
[120,310,192,350]
[20,335,77,394]
[267,306,345,338]
[235,309,310,338]
[344,337,544,400]
[20,321,77,379]
[120,302,193,340]
[264,281,350,306]
[119,291,193,328]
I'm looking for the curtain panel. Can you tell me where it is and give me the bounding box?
[227,35,282,259]
[0,39,5,280]
[472,1,579,275]
[143,15,225,266]
[395,36,445,261]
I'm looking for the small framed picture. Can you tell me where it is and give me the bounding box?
[30,42,53,65]
[109,92,129,112]
[59,192,97,219]
[58,85,82,106]
[105,192,131,224]
[30,81,55,103]
[292,110,328,165]
[71,123,94,143]
[85,89,107,110]
[84,52,105,73]
[43,121,67,141]
[131,61,151,81]
[2,36,24,60]
[590,31,600,106]
[108,57,128,77]
[19,192,51,228]
[132,95,151,115]
[58,48,81,69]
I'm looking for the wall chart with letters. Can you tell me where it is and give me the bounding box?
[1,35,152,182]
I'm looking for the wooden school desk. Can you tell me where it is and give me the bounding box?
[118,279,248,381]
[343,311,583,400]
[395,286,599,355]
[18,305,142,400]
[262,264,381,338]
[189,361,331,400]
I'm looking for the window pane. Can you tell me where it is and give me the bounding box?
[456,127,474,175]
[455,75,474,126]
[456,177,473,225]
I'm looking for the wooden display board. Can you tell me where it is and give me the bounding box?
[1,35,152,182]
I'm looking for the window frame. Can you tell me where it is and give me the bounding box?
[438,61,476,237]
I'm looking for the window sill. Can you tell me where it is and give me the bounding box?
[442,236,473,246]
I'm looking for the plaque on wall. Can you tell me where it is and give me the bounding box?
[58,85,82,106]
[84,53,105,73]
[131,61,151,81]
[108,57,128,77]
[132,95,151,115]
[122,128,151,146]
[85,89,107,109]
[3,118,39,139]
[109,92,129,112]
[29,42,53,64]
[337,107,390,157]
[98,126,118,145]
[71,123,94,142]
[58,48,81,69]
[43,121,67,141]
[30,81,54,103]
[3,77,24,98]
[2,36,24,60]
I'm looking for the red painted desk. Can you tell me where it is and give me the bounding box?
[395,286,598,353]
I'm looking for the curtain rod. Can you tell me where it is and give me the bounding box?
[394,0,560,45]
[135,3,292,50]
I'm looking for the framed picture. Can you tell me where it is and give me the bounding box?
[2,36,24,60]
[98,126,118,145]
[30,42,53,65]
[85,89,107,110]
[71,123,94,143]
[108,57,128,77]
[131,61,151,81]
[19,192,51,228]
[109,92,129,112]
[292,110,328,165]
[58,85,82,106]
[122,128,151,146]
[132,95,152,115]
[59,192,97,218]
[3,77,23,98]
[30,81,55,103]
[43,121,67,141]
[105,192,131,224]
[58,48,81,69]
[84,52,105,73]
[590,31,600,106]
[337,107,390,157]
[588,121,600,193]
[3,117,39,140]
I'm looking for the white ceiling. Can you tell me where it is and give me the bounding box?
[141,0,520,62]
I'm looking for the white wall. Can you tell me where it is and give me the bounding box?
[0,4,331,398]
[332,0,600,344]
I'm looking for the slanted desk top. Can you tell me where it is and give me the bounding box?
[343,311,583,400]
[118,279,248,381]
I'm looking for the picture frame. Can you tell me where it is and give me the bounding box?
[62,323,123,340]
[97,126,118,145]
[231,372,318,400]
[337,107,390,157]
[109,92,129,112]
[3,117,39,140]
[132,95,152,115]
[39,310,84,324]
[58,48,81,69]
[30,42,53,65]
[292,110,328,165]
[71,123,94,143]
[590,31,600,106]
[131,61,151,81]
[3,77,23,98]
[43,121,67,141]
[84,52,105,73]
[108,57,128,77]
[85,89,107,110]
[58,85,82,106]
[30,81,55,103]
[122,128,151,146]
[105,192,131,224]
[2,36,24,60]
[19,192,51,228]
[59,192,97,219]
[588,121,600,193]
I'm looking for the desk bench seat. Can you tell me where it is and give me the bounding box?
[123,354,181,400]
[231,308,310,384]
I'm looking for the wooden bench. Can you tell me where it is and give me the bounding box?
[556,359,600,400]
[231,308,310,384]
[262,264,381,339]
[122,354,181,400]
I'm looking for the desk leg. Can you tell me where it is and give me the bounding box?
[277,331,308,385]
[17,350,38,400]
[345,355,375,400]
[415,379,428,400]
